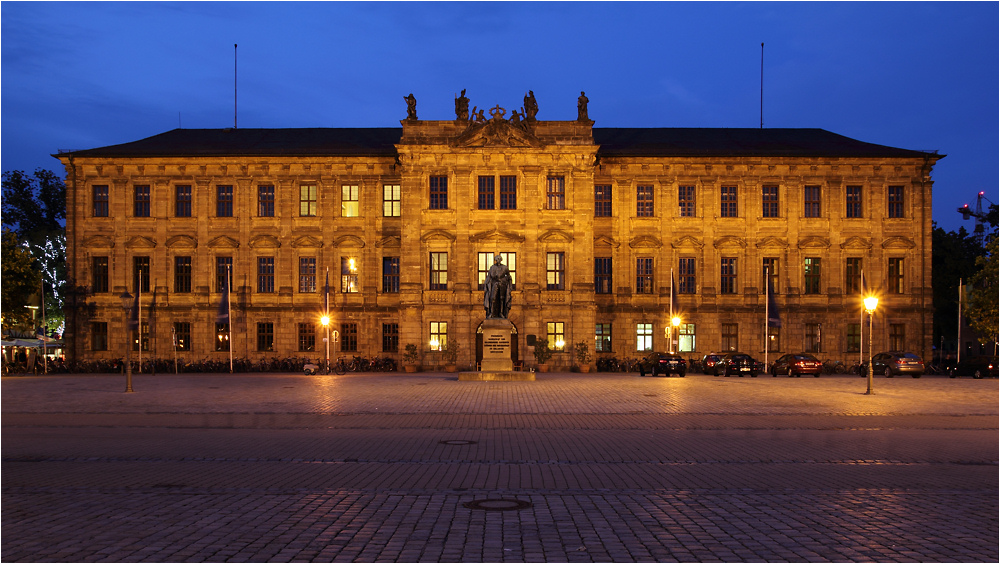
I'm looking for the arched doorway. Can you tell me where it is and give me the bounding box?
[475,320,519,368]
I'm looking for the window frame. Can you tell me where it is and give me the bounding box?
[761,185,779,218]
[341,322,358,352]
[594,184,612,217]
[888,186,904,218]
[429,176,448,210]
[888,257,904,294]
[216,185,234,217]
[341,257,359,293]
[93,185,109,217]
[721,323,738,352]
[298,323,316,352]
[216,256,233,293]
[678,323,696,353]
[256,322,274,352]
[258,185,275,217]
[595,323,612,353]
[720,257,737,294]
[91,322,108,351]
[173,322,191,352]
[546,322,566,350]
[382,323,399,353]
[174,256,192,293]
[846,185,863,218]
[679,257,696,294]
[134,184,151,217]
[92,256,109,293]
[845,258,862,294]
[636,323,653,352]
[546,252,565,290]
[499,175,517,210]
[429,252,448,291]
[803,185,821,218]
[341,184,359,217]
[762,258,778,294]
[804,257,821,295]
[636,257,654,294]
[546,176,565,210]
[720,186,738,218]
[299,257,317,293]
[477,176,495,210]
[594,257,612,294]
[678,185,696,217]
[175,184,192,217]
[382,256,400,293]
[257,257,275,293]
[429,321,447,351]
[133,256,151,293]
[636,184,654,217]
[383,184,401,217]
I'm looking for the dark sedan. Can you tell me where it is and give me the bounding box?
[719,352,759,377]
[638,352,686,377]
[770,353,823,377]
[862,352,924,378]
[950,356,998,379]
[701,353,725,375]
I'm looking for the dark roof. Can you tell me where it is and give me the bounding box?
[56,126,938,160]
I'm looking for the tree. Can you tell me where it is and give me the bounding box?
[1,229,42,330]
[1,169,67,333]
[964,236,998,348]
[932,223,982,350]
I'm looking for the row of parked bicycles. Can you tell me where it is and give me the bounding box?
[5,355,399,375]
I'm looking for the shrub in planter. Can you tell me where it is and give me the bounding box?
[575,341,593,372]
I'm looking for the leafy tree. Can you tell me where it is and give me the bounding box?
[1,229,42,330]
[964,236,998,348]
[1,169,67,333]
[932,223,981,350]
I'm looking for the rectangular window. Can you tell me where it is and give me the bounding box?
[679,257,696,294]
[216,256,233,293]
[257,322,274,352]
[761,185,779,218]
[478,252,516,290]
[546,322,566,350]
[499,176,517,210]
[258,185,275,217]
[888,186,904,218]
[341,185,359,217]
[92,256,109,293]
[546,176,565,210]
[430,321,447,351]
[341,257,359,293]
[594,184,612,217]
[678,185,696,217]
[93,185,109,217]
[636,323,653,352]
[846,323,861,353]
[174,256,192,293]
[382,323,399,353]
[636,185,654,217]
[595,323,612,353]
[636,257,654,294]
[429,176,448,210]
[215,323,230,351]
[766,326,780,353]
[721,323,738,352]
[341,323,358,352]
[546,252,565,290]
[804,258,821,294]
[133,256,150,293]
[804,185,821,218]
[429,252,448,290]
[477,176,495,210]
[888,258,904,294]
[678,323,696,353]
[762,258,778,293]
[845,258,862,294]
[382,257,400,293]
[298,323,316,352]
[257,257,275,293]
[134,185,151,217]
[216,185,233,217]
[299,257,317,293]
[175,185,192,217]
[299,185,318,217]
[383,184,401,217]
[720,258,737,294]
[91,322,108,351]
[846,186,863,218]
[132,321,150,352]
[173,322,191,352]
[594,257,612,294]
[720,186,738,217]
[889,324,905,351]
[805,323,821,353]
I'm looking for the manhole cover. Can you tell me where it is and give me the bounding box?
[463,498,532,511]
[644,393,657,397]
[439,440,477,446]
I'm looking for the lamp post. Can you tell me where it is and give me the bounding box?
[120,291,134,393]
[320,315,330,373]
[864,296,879,395]
[670,316,681,354]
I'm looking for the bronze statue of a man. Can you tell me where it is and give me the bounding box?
[483,254,512,319]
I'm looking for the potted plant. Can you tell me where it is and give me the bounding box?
[403,343,420,373]
[575,341,593,373]
[533,338,553,372]
[443,340,460,372]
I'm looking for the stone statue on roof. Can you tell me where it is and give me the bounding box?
[523,90,538,122]
[455,89,469,121]
[404,93,417,121]
[578,91,589,122]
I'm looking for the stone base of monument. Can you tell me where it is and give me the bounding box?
[457,317,534,381]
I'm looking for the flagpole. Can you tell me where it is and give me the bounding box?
[669,268,674,353]
[859,270,864,369]
[137,270,142,373]
[957,279,962,364]
[41,277,47,374]
[228,264,233,373]
[764,267,769,369]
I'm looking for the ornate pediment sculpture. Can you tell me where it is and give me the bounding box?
[454,104,543,148]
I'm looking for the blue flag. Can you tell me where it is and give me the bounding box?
[767,276,781,328]
[216,267,230,324]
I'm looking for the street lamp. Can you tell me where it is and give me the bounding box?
[864,295,879,395]
[119,291,134,393]
[320,315,330,373]
[670,316,681,353]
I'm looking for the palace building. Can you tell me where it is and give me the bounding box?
[56,92,941,369]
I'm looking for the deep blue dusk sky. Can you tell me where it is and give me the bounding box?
[2,1,996,232]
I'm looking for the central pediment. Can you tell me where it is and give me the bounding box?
[453,110,543,148]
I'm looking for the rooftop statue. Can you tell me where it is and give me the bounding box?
[404,93,417,121]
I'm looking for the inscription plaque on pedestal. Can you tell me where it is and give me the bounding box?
[480,318,513,372]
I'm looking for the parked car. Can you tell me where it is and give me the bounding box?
[770,353,823,377]
[719,352,759,377]
[701,352,725,375]
[861,352,924,378]
[638,352,686,377]
[950,356,998,379]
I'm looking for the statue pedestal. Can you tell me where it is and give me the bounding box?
[458,318,534,381]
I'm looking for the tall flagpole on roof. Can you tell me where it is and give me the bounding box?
[234,44,238,129]
[228,264,233,373]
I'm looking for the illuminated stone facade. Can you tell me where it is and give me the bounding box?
[58,96,941,368]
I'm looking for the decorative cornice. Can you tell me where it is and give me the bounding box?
[797,236,831,249]
[538,229,574,244]
[840,236,873,250]
[470,228,526,244]
[882,236,916,249]
[713,236,746,249]
[290,235,324,249]
[207,235,239,249]
[248,234,281,249]
[629,235,663,249]
[124,235,156,249]
[594,234,620,248]
[83,235,115,249]
[334,234,367,247]
[166,234,197,249]
[376,236,401,248]
[672,235,705,249]
[755,236,788,249]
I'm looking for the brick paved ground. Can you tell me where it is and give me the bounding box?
[3,371,998,562]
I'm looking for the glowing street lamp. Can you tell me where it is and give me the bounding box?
[864,296,879,395]
[320,315,330,373]
[670,316,681,353]
[119,291,134,393]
